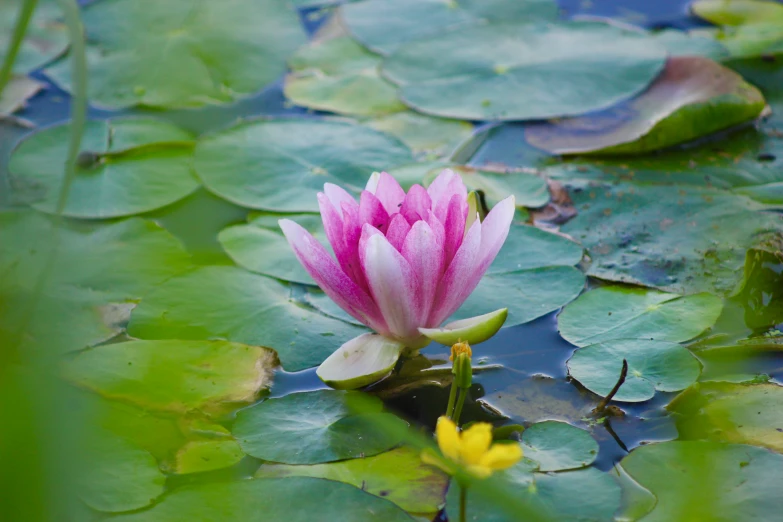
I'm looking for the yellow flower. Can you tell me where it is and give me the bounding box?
[422,416,522,479]
[450,341,472,361]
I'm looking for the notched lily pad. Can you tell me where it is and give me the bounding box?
[526,56,766,155]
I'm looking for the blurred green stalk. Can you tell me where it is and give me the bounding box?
[0,0,39,96]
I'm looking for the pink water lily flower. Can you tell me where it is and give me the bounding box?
[280,169,514,388]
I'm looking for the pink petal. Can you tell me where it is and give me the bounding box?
[372,172,406,215]
[427,218,483,327]
[426,209,445,247]
[318,192,347,259]
[323,183,357,215]
[472,195,516,279]
[386,214,411,252]
[339,201,367,291]
[402,221,444,326]
[441,194,466,266]
[427,169,468,222]
[365,172,381,193]
[359,190,390,233]
[400,184,432,225]
[360,225,421,341]
[279,219,387,333]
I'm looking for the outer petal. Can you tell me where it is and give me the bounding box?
[435,416,461,462]
[426,209,445,247]
[386,213,411,252]
[459,423,493,466]
[478,443,523,472]
[318,192,347,261]
[427,218,482,327]
[370,172,406,215]
[471,195,516,280]
[340,201,367,291]
[360,226,421,341]
[400,184,432,225]
[441,194,466,266]
[323,183,357,213]
[359,190,390,232]
[427,168,468,222]
[401,221,444,326]
[279,219,385,333]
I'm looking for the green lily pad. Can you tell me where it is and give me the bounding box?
[9,118,200,218]
[620,441,783,521]
[285,36,405,116]
[0,76,42,118]
[651,28,730,60]
[382,21,667,121]
[490,224,584,274]
[365,111,474,160]
[232,390,406,464]
[256,447,448,515]
[668,382,783,453]
[64,339,277,416]
[691,0,783,58]
[127,266,369,371]
[525,56,766,155]
[1,0,68,74]
[114,477,414,521]
[567,339,701,402]
[560,181,783,295]
[423,165,550,209]
[342,0,558,55]
[45,0,306,108]
[174,440,245,474]
[445,466,621,522]
[218,212,325,285]
[558,286,723,347]
[193,118,413,212]
[521,421,598,471]
[78,430,166,513]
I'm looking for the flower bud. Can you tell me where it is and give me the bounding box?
[454,352,472,390]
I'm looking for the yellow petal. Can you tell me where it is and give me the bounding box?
[435,416,461,462]
[478,442,523,471]
[459,422,493,465]
[466,464,493,479]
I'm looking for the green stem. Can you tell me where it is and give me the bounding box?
[453,388,467,426]
[0,0,39,96]
[459,484,467,522]
[446,379,458,419]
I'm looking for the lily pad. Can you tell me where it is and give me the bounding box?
[0,76,42,118]
[1,0,68,73]
[668,382,783,452]
[232,390,406,464]
[365,111,474,160]
[256,447,449,515]
[45,0,306,108]
[193,118,413,212]
[382,21,667,121]
[525,56,766,155]
[558,286,723,347]
[651,28,730,60]
[174,440,245,474]
[9,118,200,218]
[691,0,783,58]
[490,224,584,274]
[127,266,369,371]
[567,339,701,402]
[620,441,783,521]
[521,421,598,471]
[78,430,166,513]
[64,339,277,416]
[285,36,405,116]
[218,213,325,285]
[342,0,559,55]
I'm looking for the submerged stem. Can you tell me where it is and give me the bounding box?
[452,388,467,425]
[446,379,458,419]
[459,484,467,522]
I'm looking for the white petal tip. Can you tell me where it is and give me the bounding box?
[418,308,508,346]
[316,334,406,390]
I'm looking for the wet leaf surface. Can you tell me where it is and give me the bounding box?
[521,421,599,471]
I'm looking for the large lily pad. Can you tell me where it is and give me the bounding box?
[78,430,166,513]
[64,340,277,416]
[382,21,667,121]
[620,441,783,521]
[127,266,369,371]
[521,421,598,472]
[365,112,473,160]
[256,447,448,515]
[232,390,406,464]
[558,286,723,347]
[342,0,559,55]
[560,181,783,295]
[45,0,306,108]
[1,0,68,73]
[113,477,415,521]
[525,56,766,155]
[193,118,412,212]
[9,118,200,218]
[285,36,404,116]
[668,382,783,452]
[567,339,701,402]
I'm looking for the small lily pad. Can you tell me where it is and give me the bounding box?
[193,118,412,212]
[9,118,200,218]
[557,286,724,347]
[64,339,277,416]
[256,447,449,515]
[521,421,598,471]
[525,56,766,155]
[419,308,508,346]
[174,440,245,474]
[127,266,369,371]
[1,0,68,74]
[232,390,406,464]
[567,339,701,402]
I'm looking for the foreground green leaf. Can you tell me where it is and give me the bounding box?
[521,421,598,472]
